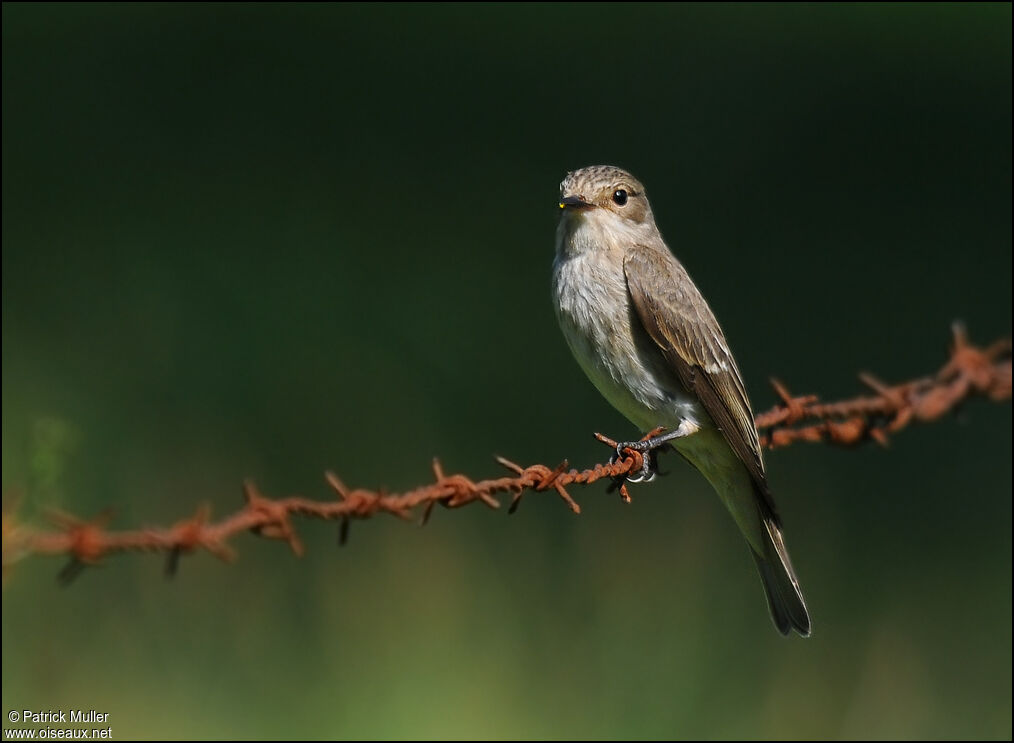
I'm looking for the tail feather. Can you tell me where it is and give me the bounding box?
[753,515,811,637]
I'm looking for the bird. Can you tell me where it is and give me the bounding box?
[552,165,810,636]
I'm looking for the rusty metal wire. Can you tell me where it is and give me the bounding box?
[757,324,1010,448]
[2,325,1009,582]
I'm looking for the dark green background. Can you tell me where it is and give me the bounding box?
[3,4,1010,739]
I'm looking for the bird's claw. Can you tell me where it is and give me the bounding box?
[610,441,657,483]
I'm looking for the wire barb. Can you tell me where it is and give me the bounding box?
[1,327,1009,581]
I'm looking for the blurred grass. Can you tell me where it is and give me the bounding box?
[2,4,1011,740]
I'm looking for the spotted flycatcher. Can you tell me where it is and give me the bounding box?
[553,165,810,636]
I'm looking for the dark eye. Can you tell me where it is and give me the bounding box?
[612,189,628,206]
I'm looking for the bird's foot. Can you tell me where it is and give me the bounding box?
[597,426,674,484]
[609,439,660,482]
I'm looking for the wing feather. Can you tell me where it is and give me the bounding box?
[623,244,780,522]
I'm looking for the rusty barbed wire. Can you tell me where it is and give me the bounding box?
[2,324,1009,582]
[756,324,1010,447]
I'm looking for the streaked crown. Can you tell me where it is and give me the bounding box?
[559,165,653,225]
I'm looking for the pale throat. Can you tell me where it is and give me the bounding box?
[556,209,656,260]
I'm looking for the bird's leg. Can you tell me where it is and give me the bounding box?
[612,420,700,483]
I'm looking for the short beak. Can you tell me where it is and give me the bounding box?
[559,195,594,210]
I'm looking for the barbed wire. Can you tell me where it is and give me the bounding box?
[2,324,1009,583]
[757,324,1011,447]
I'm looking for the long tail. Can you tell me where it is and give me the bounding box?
[752,513,811,637]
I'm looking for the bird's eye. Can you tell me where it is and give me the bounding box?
[612,189,628,206]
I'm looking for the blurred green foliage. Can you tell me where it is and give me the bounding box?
[2,4,1010,740]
